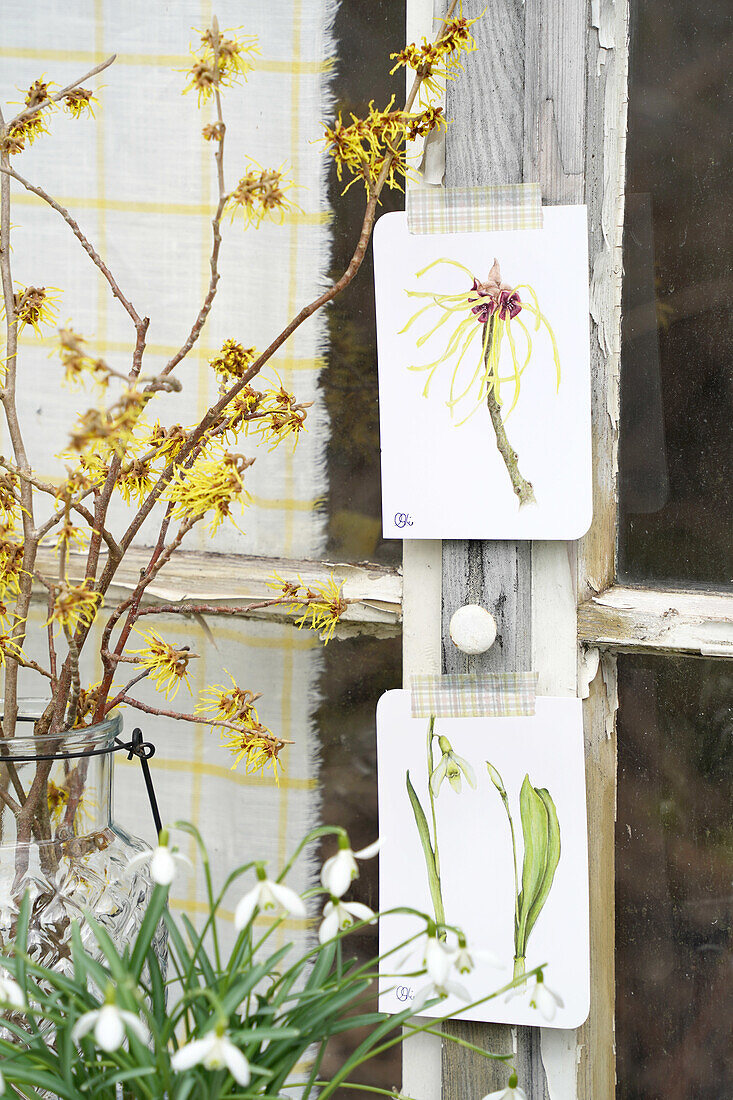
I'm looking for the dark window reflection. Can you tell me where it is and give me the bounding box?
[317,633,402,1093]
[618,2,732,584]
[616,655,733,1098]
[324,0,404,566]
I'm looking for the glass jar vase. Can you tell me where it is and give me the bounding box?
[0,702,159,972]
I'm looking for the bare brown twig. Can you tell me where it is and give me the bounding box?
[7,56,116,128]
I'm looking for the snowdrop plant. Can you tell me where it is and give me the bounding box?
[406,717,475,927]
[486,762,562,985]
[0,820,536,1098]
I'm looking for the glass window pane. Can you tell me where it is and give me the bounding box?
[618,2,732,584]
[324,0,404,567]
[616,654,733,1098]
[317,634,402,1090]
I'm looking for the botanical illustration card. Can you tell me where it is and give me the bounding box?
[373,207,592,539]
[376,689,590,1028]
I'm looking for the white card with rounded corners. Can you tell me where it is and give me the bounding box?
[376,689,590,1028]
[373,207,592,539]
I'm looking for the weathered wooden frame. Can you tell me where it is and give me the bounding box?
[402,0,629,1097]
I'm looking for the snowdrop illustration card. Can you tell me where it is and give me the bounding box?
[373,206,592,539]
[376,689,590,1028]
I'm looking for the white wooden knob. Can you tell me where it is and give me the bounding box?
[449,604,497,654]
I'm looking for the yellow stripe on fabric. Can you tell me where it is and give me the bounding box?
[119,754,317,792]
[0,46,331,75]
[11,192,329,225]
[196,0,214,560]
[17,333,323,371]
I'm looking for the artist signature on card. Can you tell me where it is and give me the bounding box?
[395,985,415,1002]
[394,513,413,529]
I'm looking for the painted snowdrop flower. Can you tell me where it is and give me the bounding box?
[171,1028,250,1085]
[320,835,380,898]
[234,864,306,930]
[71,998,148,1052]
[430,736,477,797]
[318,897,375,943]
[481,1072,528,1100]
[453,938,502,975]
[0,970,24,1009]
[128,831,192,886]
[528,973,564,1021]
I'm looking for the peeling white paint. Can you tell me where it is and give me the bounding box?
[579,647,601,699]
[542,1028,582,1100]
[600,652,619,738]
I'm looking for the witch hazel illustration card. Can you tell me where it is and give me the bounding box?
[376,689,590,1028]
[373,207,592,539]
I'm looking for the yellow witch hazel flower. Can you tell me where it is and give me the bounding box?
[129,630,197,700]
[183,25,259,103]
[5,284,61,336]
[389,10,480,104]
[57,328,112,391]
[48,579,102,632]
[225,162,298,229]
[196,674,285,782]
[403,256,561,425]
[166,449,254,533]
[209,339,258,386]
[266,573,348,645]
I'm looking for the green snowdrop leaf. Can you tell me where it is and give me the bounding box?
[405,770,444,923]
[524,786,561,943]
[516,774,549,957]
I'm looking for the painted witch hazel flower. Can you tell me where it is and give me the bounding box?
[403,257,560,421]
[403,256,561,506]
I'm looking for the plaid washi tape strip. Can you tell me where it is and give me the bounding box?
[410,673,539,718]
[406,183,543,234]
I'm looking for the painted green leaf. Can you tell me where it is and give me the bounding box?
[516,774,549,957]
[524,786,561,943]
[405,770,444,924]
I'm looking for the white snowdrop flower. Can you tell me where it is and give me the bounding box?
[430,736,477,797]
[71,1001,148,1052]
[411,976,471,1014]
[234,867,306,930]
[528,974,564,1021]
[481,1073,528,1099]
[0,873,17,931]
[171,1029,250,1085]
[0,971,24,1009]
[423,933,456,987]
[128,837,192,886]
[318,897,375,944]
[320,836,380,899]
